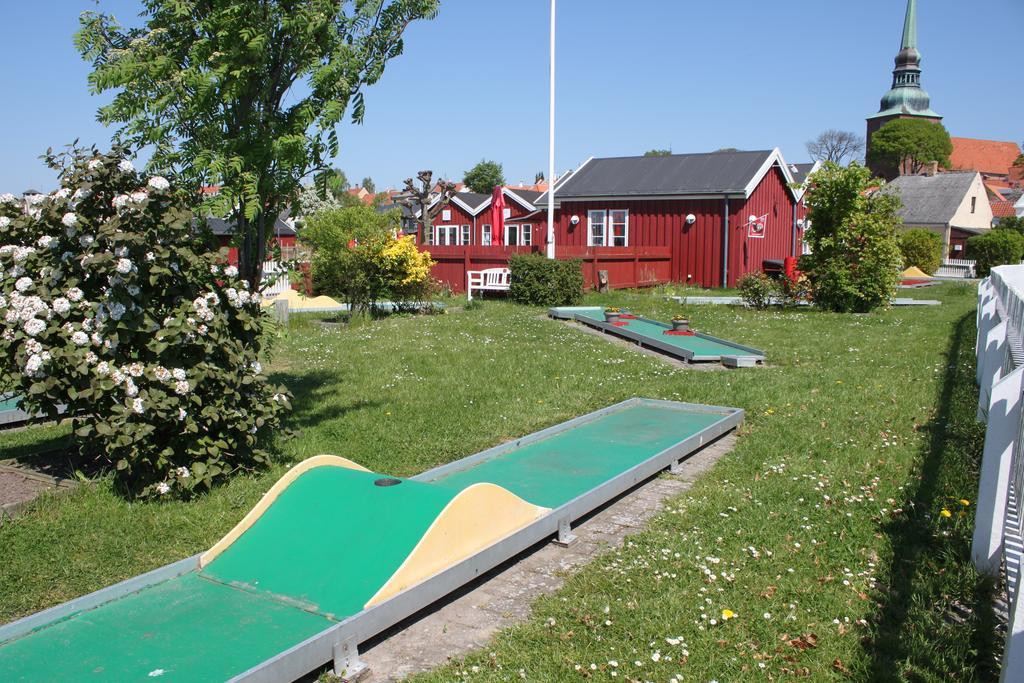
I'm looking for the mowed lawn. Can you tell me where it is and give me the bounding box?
[0,282,997,681]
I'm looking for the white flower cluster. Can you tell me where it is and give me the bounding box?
[224,287,252,308]
[0,245,36,263]
[0,193,18,205]
[147,176,170,192]
[192,292,217,322]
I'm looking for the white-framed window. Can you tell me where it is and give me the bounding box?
[503,207,511,219]
[588,210,606,246]
[504,223,533,246]
[482,224,492,246]
[461,224,471,245]
[587,209,629,246]
[434,224,459,246]
[442,209,452,221]
[609,210,628,246]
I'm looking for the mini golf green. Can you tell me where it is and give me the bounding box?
[551,307,764,363]
[0,400,740,681]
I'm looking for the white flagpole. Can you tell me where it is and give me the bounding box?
[546,0,556,259]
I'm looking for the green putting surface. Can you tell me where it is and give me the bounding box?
[0,401,734,681]
[566,308,762,360]
[201,468,460,619]
[0,573,333,682]
[427,404,722,507]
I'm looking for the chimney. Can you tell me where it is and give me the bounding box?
[921,161,939,177]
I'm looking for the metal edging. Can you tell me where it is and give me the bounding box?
[231,401,744,682]
[0,554,200,644]
[571,313,764,363]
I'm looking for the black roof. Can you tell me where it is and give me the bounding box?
[507,189,542,206]
[553,150,774,198]
[454,191,490,211]
[206,211,296,237]
[789,162,817,186]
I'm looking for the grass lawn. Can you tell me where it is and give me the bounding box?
[0,282,998,681]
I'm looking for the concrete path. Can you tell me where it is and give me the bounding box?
[347,433,737,682]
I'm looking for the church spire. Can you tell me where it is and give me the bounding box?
[868,0,939,120]
[901,0,917,52]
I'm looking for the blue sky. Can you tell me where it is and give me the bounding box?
[1,0,1020,194]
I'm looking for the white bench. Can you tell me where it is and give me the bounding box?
[467,268,511,301]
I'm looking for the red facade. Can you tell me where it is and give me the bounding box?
[420,166,804,293]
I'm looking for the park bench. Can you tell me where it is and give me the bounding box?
[467,267,511,301]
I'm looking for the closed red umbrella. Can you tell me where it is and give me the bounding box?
[490,185,505,246]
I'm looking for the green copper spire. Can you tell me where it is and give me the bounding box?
[901,0,917,51]
[867,0,940,121]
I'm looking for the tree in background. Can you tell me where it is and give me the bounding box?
[968,229,1024,277]
[806,129,865,166]
[995,215,1024,235]
[644,149,672,157]
[898,228,943,275]
[535,171,545,183]
[800,163,903,312]
[463,160,505,194]
[867,119,953,176]
[715,147,740,153]
[76,0,439,290]
[323,169,349,199]
[301,205,434,312]
[361,177,376,194]
[395,171,457,242]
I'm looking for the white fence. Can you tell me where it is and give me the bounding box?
[936,258,977,279]
[973,265,1024,680]
[260,260,291,298]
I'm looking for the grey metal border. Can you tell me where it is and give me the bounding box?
[230,398,743,682]
[1,399,743,683]
[563,312,765,363]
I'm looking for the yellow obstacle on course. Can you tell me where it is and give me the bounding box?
[902,266,931,279]
[261,288,343,310]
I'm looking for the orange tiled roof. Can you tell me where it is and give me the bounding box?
[992,201,1018,219]
[950,137,1022,176]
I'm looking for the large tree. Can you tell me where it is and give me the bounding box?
[394,170,457,242]
[867,119,953,176]
[76,0,438,289]
[361,176,376,194]
[801,163,903,313]
[806,129,864,166]
[463,159,505,194]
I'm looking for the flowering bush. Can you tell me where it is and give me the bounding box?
[0,147,290,498]
[301,205,436,313]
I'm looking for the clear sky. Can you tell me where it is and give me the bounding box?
[1,0,1021,194]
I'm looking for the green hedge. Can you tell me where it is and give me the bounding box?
[968,229,1024,277]
[508,254,584,306]
[899,228,943,275]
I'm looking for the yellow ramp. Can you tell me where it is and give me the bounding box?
[365,483,549,607]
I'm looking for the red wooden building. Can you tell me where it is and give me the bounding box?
[209,213,298,266]
[420,149,816,292]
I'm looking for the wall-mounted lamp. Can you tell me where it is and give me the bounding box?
[748,215,758,224]
[685,214,696,225]
[569,214,580,226]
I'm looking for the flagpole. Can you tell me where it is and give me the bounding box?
[546,0,556,260]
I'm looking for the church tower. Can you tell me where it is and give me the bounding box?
[866,0,943,178]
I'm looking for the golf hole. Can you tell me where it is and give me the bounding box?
[374,477,402,487]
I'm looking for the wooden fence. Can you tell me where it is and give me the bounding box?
[973,265,1024,680]
[260,260,291,298]
[937,258,977,279]
[425,245,671,294]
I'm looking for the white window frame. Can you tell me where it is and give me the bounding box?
[482,224,492,246]
[521,224,532,246]
[587,210,607,246]
[609,209,629,247]
[434,224,459,246]
[442,209,452,222]
[503,223,533,246]
[461,224,471,245]
[503,207,512,219]
[587,209,629,247]
[505,223,519,246]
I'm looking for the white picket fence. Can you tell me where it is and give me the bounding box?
[260,260,291,298]
[973,265,1024,680]
[936,258,977,279]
